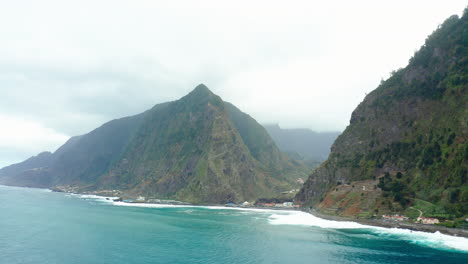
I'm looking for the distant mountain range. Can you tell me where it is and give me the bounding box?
[297,10,467,223]
[0,85,308,204]
[263,124,340,162]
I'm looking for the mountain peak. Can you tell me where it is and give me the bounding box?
[181,84,220,105]
[191,83,213,95]
[0,81,305,204]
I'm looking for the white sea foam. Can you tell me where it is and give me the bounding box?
[111,201,285,213]
[113,201,194,208]
[70,193,118,203]
[266,210,468,252]
[78,194,103,199]
[77,195,468,252]
[371,227,468,252]
[268,211,366,229]
[203,206,284,213]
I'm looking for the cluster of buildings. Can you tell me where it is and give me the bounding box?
[382,214,409,221]
[120,197,191,205]
[382,214,441,225]
[255,202,300,208]
[224,201,301,209]
[416,217,440,225]
[280,189,300,195]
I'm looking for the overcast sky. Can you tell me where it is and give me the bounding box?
[0,0,466,167]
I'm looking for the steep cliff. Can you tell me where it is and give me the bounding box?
[296,11,467,219]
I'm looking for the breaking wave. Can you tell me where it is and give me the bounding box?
[267,210,468,252]
[68,193,118,203]
[72,195,468,252]
[372,227,468,252]
[268,211,366,229]
[113,201,194,208]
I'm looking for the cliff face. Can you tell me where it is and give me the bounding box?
[0,84,307,203]
[297,12,467,218]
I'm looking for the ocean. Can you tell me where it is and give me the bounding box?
[0,185,467,264]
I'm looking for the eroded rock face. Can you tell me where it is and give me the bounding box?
[297,13,467,217]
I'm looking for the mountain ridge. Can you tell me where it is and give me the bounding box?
[0,85,307,204]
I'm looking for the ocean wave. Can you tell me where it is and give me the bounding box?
[371,227,468,252]
[267,210,468,252]
[74,195,468,252]
[113,201,194,208]
[268,211,366,229]
[203,206,287,214]
[111,201,288,214]
[69,193,118,203]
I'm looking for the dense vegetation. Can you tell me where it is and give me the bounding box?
[0,85,308,204]
[297,9,467,221]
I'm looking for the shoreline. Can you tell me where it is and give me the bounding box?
[302,208,468,238]
[106,195,468,238]
[4,185,467,239]
[110,198,468,238]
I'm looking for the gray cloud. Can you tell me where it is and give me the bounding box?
[0,0,466,167]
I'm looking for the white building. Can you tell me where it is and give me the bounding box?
[417,217,440,224]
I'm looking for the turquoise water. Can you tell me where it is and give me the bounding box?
[0,185,467,264]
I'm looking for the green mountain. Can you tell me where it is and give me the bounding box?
[264,124,340,162]
[296,11,467,221]
[0,85,307,203]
